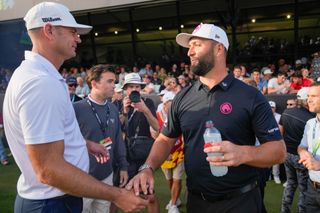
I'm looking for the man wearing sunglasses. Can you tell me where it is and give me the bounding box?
[66,76,83,103]
[280,87,314,212]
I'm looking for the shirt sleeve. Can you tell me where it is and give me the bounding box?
[267,78,275,88]
[162,93,182,139]
[299,120,311,149]
[251,92,282,144]
[18,77,67,144]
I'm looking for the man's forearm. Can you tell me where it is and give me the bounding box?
[46,159,121,201]
[146,134,176,170]
[27,141,120,202]
[143,109,160,132]
[242,140,286,167]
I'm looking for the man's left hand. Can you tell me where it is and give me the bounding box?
[300,155,320,171]
[204,141,244,167]
[86,140,109,164]
[119,170,129,187]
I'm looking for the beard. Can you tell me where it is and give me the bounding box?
[190,48,215,76]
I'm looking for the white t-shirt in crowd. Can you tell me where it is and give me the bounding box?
[3,51,89,200]
[267,77,290,94]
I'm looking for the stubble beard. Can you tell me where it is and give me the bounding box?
[190,48,214,77]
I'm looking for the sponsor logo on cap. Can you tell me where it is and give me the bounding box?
[192,24,202,34]
[42,17,62,23]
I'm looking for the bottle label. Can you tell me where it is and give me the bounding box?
[204,143,212,149]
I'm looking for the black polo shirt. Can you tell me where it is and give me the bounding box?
[162,74,282,196]
[279,107,314,155]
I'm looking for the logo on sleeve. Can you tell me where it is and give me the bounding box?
[220,102,232,114]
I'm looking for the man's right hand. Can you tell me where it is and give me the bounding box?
[125,168,155,196]
[113,188,149,212]
[123,96,131,114]
[298,148,313,165]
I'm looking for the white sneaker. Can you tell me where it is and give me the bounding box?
[283,181,288,187]
[168,205,180,213]
[166,198,181,210]
[274,176,281,184]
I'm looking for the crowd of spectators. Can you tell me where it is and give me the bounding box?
[237,35,320,63]
[1,46,320,212]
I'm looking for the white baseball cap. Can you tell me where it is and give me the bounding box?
[162,91,175,104]
[297,87,310,100]
[122,73,146,89]
[176,23,229,50]
[263,68,273,75]
[269,101,276,108]
[24,2,92,35]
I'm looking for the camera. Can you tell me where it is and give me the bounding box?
[129,91,141,103]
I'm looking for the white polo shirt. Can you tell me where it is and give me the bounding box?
[3,51,89,199]
[300,117,320,182]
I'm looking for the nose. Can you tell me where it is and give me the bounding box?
[187,47,194,57]
[76,35,81,43]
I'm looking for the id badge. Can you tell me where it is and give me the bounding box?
[99,137,112,150]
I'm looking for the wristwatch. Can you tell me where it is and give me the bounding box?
[138,163,154,173]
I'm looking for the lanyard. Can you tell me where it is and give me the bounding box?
[312,119,320,156]
[87,99,110,138]
[71,94,75,103]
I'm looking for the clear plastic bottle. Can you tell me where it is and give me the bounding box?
[203,120,228,177]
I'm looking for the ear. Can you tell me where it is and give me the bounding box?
[91,80,98,89]
[215,43,225,57]
[42,24,55,41]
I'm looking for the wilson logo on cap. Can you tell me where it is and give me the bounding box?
[42,17,62,23]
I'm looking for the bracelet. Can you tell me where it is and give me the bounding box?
[138,163,154,173]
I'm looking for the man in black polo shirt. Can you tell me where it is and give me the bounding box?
[126,23,286,213]
[280,87,314,213]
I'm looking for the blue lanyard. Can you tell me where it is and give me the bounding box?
[86,99,110,138]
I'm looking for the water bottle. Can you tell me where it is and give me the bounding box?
[203,121,228,177]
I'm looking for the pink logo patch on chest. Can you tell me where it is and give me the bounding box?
[220,102,232,114]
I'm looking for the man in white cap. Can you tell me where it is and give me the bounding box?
[126,23,286,212]
[298,83,320,212]
[280,87,313,212]
[122,72,160,213]
[3,2,148,212]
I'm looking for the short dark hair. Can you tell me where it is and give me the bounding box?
[277,72,287,77]
[86,64,115,89]
[291,71,303,78]
[252,68,260,73]
[233,65,242,71]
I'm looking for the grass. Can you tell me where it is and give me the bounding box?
[0,152,298,213]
